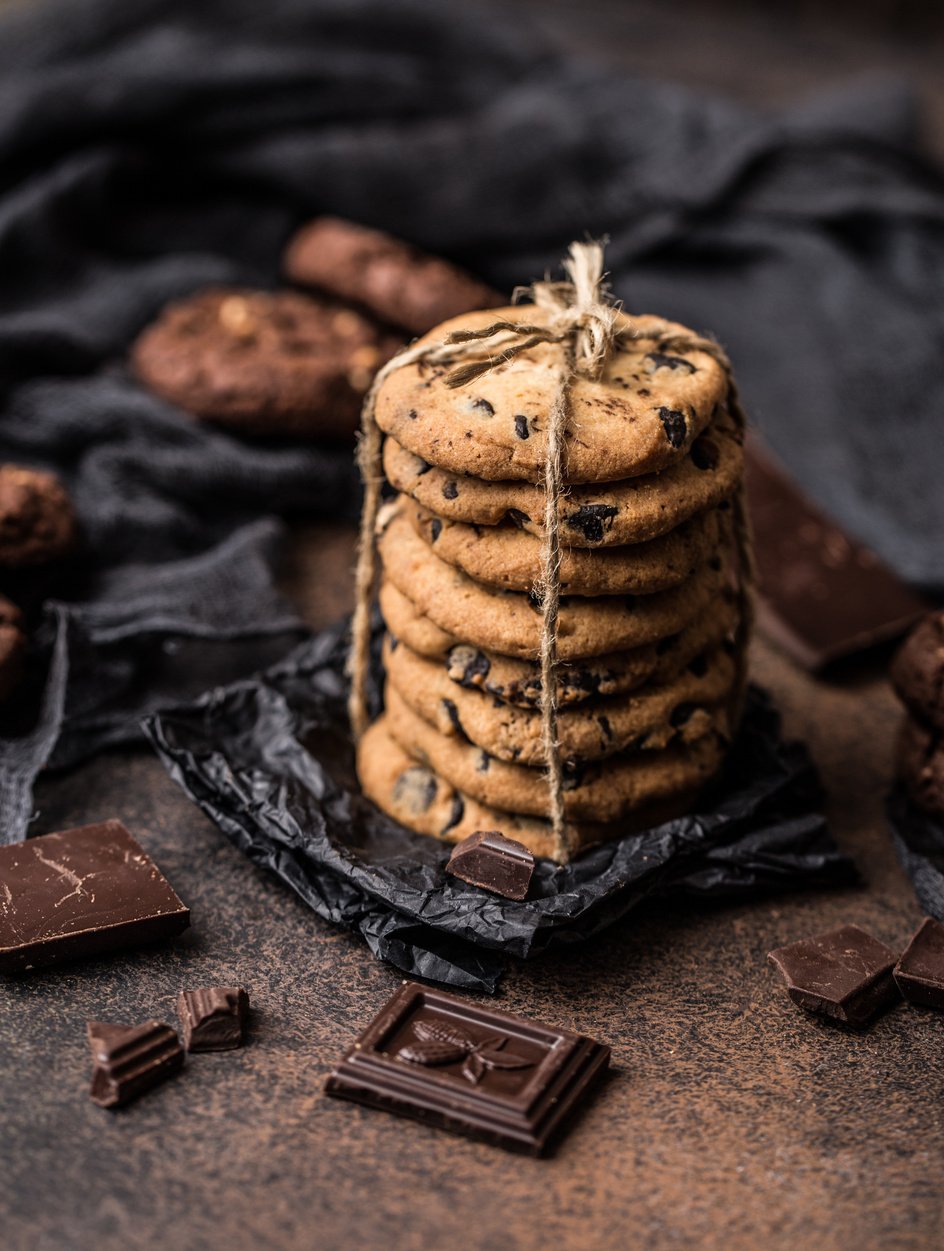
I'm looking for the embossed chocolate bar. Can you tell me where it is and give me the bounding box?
[325,982,609,1155]
[0,821,190,974]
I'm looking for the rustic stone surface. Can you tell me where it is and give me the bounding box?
[0,521,939,1251]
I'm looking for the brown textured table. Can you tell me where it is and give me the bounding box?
[2,520,940,1251]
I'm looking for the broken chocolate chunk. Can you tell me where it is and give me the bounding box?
[893,917,944,1008]
[564,503,619,544]
[88,1019,184,1108]
[656,406,688,448]
[178,987,249,1052]
[325,982,608,1154]
[767,924,901,1027]
[0,821,190,975]
[445,830,535,900]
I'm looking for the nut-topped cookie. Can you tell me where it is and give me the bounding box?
[132,287,402,440]
[383,411,743,546]
[374,307,728,484]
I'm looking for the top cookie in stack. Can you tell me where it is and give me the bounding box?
[356,304,748,862]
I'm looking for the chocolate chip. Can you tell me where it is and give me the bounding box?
[638,387,651,396]
[440,795,464,835]
[415,458,432,476]
[670,703,697,728]
[393,767,437,813]
[389,635,400,651]
[429,518,442,542]
[476,750,490,773]
[514,415,530,440]
[565,503,619,544]
[442,481,459,500]
[440,698,465,738]
[506,508,530,529]
[561,760,585,791]
[597,715,613,740]
[656,407,687,448]
[690,436,719,471]
[646,352,697,374]
[472,397,495,416]
[408,409,418,420]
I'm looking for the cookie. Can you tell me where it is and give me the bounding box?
[0,594,26,703]
[356,716,698,861]
[283,217,501,336]
[379,577,740,709]
[132,287,402,440]
[384,684,725,822]
[377,502,726,660]
[891,613,944,732]
[374,307,729,484]
[383,411,743,546]
[897,715,944,816]
[0,465,77,568]
[384,636,737,765]
[404,495,725,597]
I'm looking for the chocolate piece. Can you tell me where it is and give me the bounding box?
[445,830,535,900]
[178,987,249,1051]
[746,437,926,670]
[894,917,944,1008]
[768,924,901,1027]
[88,1020,184,1109]
[325,982,609,1155]
[0,820,190,974]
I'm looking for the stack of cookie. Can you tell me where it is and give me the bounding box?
[131,218,499,444]
[356,305,749,861]
[892,613,944,818]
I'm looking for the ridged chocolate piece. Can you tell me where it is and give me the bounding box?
[768,924,901,1027]
[0,820,190,974]
[87,1020,184,1109]
[178,986,249,1051]
[894,917,944,1008]
[325,982,609,1155]
[445,830,534,900]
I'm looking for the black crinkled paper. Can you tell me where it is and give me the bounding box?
[144,616,857,992]
[887,789,944,920]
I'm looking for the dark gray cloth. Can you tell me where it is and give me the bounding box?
[1,0,943,841]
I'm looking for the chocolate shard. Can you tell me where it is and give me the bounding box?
[445,830,535,900]
[768,924,901,1027]
[87,1020,184,1109]
[0,820,190,975]
[893,917,944,1008]
[746,436,926,671]
[178,986,249,1051]
[325,982,609,1156]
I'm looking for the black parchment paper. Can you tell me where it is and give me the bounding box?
[145,617,856,992]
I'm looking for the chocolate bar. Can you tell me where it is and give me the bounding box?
[325,982,609,1155]
[445,830,535,900]
[0,820,190,974]
[178,986,249,1051]
[768,924,901,1027]
[894,917,944,1008]
[745,437,926,670]
[87,1020,184,1109]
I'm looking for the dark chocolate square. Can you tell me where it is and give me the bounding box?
[894,917,944,1008]
[768,924,901,1027]
[0,821,190,974]
[325,982,609,1155]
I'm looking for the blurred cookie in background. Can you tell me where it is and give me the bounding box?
[131,287,403,442]
[0,464,77,569]
[283,216,502,336]
[0,594,26,704]
[892,611,944,817]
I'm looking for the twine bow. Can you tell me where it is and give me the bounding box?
[346,241,753,864]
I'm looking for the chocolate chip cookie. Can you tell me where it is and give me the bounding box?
[384,684,726,822]
[404,495,725,597]
[897,715,944,817]
[374,307,728,484]
[379,577,739,708]
[0,465,77,568]
[283,217,501,336]
[132,287,402,440]
[892,612,944,733]
[377,502,727,661]
[383,411,743,546]
[0,594,26,703]
[357,716,696,860]
[384,635,736,765]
